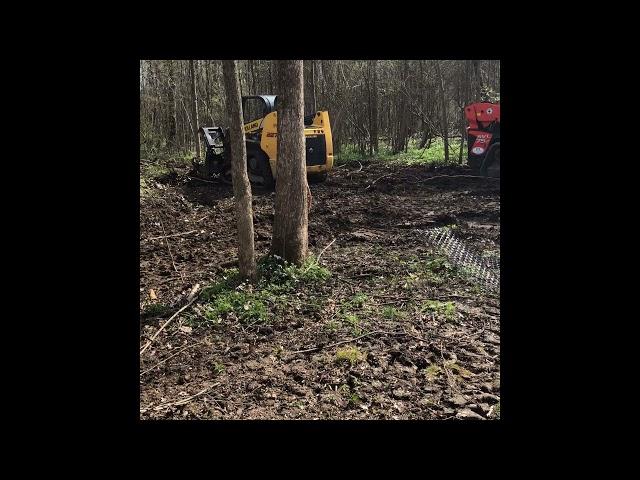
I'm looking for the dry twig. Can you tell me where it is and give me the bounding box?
[317,237,337,263]
[160,219,184,282]
[144,230,198,242]
[140,283,200,355]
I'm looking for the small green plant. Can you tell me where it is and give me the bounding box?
[299,256,332,283]
[343,312,361,335]
[348,293,368,309]
[349,393,361,406]
[140,178,153,198]
[424,364,442,381]
[382,306,402,320]
[200,269,241,300]
[445,361,474,379]
[325,320,340,332]
[335,347,365,365]
[203,289,269,325]
[424,256,453,274]
[455,265,478,279]
[141,162,172,181]
[257,255,330,292]
[421,300,456,320]
[142,302,170,317]
[212,361,225,375]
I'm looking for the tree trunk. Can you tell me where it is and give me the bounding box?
[435,60,449,163]
[369,60,378,156]
[459,114,465,164]
[189,60,201,159]
[310,60,317,113]
[249,59,257,94]
[271,60,309,266]
[472,60,483,101]
[167,61,177,151]
[222,60,257,281]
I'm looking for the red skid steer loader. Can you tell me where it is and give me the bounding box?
[465,102,500,178]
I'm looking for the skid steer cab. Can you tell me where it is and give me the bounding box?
[465,102,500,178]
[196,95,334,188]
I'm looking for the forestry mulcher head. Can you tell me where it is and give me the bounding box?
[194,126,228,179]
[194,95,334,188]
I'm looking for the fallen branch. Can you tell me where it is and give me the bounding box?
[143,230,198,242]
[143,384,220,412]
[420,174,499,182]
[187,175,217,184]
[140,284,200,355]
[317,237,337,263]
[365,172,395,190]
[160,219,184,282]
[140,341,203,376]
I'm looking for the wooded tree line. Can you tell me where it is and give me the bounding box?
[140,59,500,162]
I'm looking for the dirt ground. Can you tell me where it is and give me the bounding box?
[139,160,500,420]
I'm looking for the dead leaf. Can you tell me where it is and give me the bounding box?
[149,289,157,300]
[179,326,193,334]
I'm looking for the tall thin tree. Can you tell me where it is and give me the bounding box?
[189,60,201,159]
[435,60,450,163]
[222,60,257,281]
[271,60,309,265]
[369,60,378,156]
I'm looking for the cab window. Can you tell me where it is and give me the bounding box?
[243,98,266,124]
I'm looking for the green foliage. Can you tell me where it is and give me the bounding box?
[424,256,454,274]
[141,162,172,180]
[343,312,361,335]
[203,289,268,325]
[382,306,402,319]
[140,178,153,198]
[142,302,170,317]
[211,361,225,375]
[348,293,369,308]
[195,256,331,329]
[257,255,330,293]
[421,300,456,320]
[324,320,340,332]
[200,269,241,300]
[404,254,454,286]
[424,364,442,381]
[336,138,463,167]
[445,361,473,379]
[335,347,365,365]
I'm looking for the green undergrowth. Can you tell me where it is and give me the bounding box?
[421,300,456,320]
[192,255,331,327]
[141,302,171,317]
[332,292,371,335]
[403,253,477,288]
[140,150,193,197]
[336,138,464,167]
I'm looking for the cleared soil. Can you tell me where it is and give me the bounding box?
[139,161,500,420]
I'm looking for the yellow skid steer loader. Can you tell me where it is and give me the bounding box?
[196,95,334,188]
